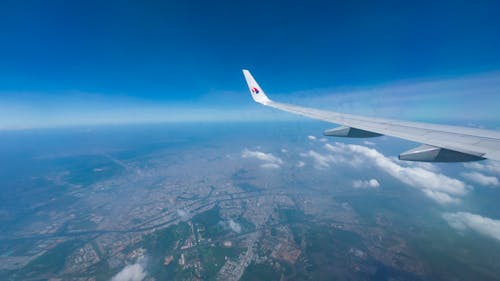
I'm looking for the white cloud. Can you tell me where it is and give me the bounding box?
[325,142,468,204]
[281,148,288,153]
[111,263,147,281]
[260,163,280,169]
[422,190,460,204]
[464,161,500,174]
[324,143,342,153]
[461,171,499,187]
[296,161,305,168]
[443,212,500,242]
[177,209,188,218]
[363,141,375,146]
[241,149,283,168]
[307,135,317,141]
[323,144,365,167]
[353,179,380,189]
[302,150,334,169]
[350,144,466,194]
[228,219,242,233]
[403,160,440,173]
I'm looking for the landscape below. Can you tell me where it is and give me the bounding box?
[1,122,499,281]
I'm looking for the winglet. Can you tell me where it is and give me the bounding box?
[242,69,271,105]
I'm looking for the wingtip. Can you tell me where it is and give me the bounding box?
[241,69,271,105]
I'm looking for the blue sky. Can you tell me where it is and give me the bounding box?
[1,0,500,128]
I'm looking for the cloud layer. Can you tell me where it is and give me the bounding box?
[443,212,500,242]
[300,150,334,169]
[303,141,469,204]
[464,161,500,174]
[461,171,499,187]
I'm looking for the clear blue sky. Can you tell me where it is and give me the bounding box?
[1,0,500,128]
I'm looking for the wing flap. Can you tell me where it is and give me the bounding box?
[399,144,485,162]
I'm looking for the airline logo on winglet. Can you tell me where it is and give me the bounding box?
[251,87,260,94]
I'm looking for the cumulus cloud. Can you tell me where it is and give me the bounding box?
[228,219,242,233]
[177,209,188,218]
[443,212,500,242]
[296,161,305,168]
[422,190,460,204]
[260,163,281,169]
[404,161,441,173]
[324,143,342,153]
[241,149,283,168]
[307,135,317,141]
[301,150,334,169]
[324,142,469,204]
[461,171,499,187]
[353,179,380,189]
[323,143,364,167]
[363,141,375,146]
[464,161,500,174]
[111,263,147,281]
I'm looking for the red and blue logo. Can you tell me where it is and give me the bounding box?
[251,87,260,94]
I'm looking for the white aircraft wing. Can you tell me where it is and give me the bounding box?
[243,69,500,162]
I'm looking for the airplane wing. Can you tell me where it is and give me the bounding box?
[242,69,500,162]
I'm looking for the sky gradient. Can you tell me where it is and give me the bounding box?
[1,0,500,129]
